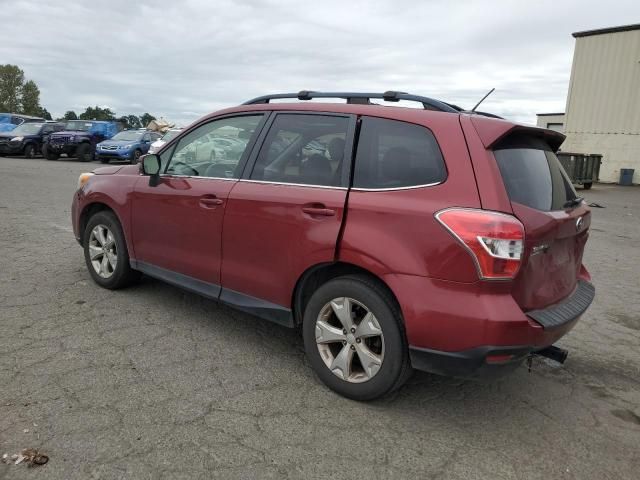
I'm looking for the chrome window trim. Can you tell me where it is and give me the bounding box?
[239,179,347,190]
[143,176,440,190]
[351,181,443,192]
[155,173,238,181]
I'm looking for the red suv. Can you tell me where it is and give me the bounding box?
[71,91,594,400]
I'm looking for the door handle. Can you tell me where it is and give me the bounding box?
[199,196,224,208]
[302,206,335,217]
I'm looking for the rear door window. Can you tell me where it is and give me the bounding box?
[250,114,350,187]
[353,117,446,189]
[494,136,578,211]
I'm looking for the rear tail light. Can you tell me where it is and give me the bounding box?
[435,208,525,280]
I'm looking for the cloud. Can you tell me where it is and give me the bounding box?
[1,0,636,125]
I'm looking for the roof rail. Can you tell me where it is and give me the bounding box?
[242,91,460,113]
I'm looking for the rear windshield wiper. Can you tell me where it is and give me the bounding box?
[563,196,584,209]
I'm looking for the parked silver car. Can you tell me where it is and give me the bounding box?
[148,128,182,154]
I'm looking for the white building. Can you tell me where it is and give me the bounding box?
[558,24,640,184]
[536,113,565,133]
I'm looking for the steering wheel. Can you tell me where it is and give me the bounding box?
[204,163,229,178]
[168,161,198,176]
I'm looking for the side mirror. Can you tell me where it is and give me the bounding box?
[141,154,161,186]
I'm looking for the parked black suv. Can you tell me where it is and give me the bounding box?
[0,122,65,158]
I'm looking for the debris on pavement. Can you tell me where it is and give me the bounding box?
[1,449,49,467]
[588,202,605,208]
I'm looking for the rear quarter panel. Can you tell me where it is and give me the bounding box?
[339,112,482,282]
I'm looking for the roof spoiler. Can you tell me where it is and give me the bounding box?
[470,115,565,152]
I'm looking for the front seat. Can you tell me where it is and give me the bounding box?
[300,154,332,186]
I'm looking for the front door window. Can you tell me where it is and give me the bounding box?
[166,116,263,179]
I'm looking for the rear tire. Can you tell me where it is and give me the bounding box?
[302,275,412,401]
[83,211,141,289]
[583,182,593,190]
[76,143,93,162]
[23,144,35,159]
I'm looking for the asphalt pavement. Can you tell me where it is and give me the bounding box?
[1,156,639,479]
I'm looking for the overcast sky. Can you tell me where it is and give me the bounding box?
[2,0,638,125]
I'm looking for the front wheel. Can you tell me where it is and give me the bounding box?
[83,211,141,289]
[131,149,142,164]
[23,144,35,159]
[43,145,59,160]
[302,275,412,401]
[583,182,593,190]
[76,143,93,162]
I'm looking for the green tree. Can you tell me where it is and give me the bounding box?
[21,80,41,116]
[129,115,142,128]
[38,107,52,120]
[0,64,25,112]
[79,106,116,121]
[119,114,141,129]
[63,110,78,120]
[139,112,156,127]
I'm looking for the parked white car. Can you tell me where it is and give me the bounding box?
[148,128,182,154]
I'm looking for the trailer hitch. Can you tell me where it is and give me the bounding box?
[535,345,569,364]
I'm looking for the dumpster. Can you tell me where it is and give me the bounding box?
[556,152,602,190]
[619,168,635,186]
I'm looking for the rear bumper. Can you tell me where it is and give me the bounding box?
[409,345,532,379]
[383,273,594,378]
[526,280,594,329]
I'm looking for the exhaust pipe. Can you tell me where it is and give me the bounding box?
[535,345,568,364]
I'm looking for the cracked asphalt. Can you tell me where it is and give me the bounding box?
[1,156,639,479]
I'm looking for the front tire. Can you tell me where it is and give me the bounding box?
[302,275,412,401]
[83,211,140,289]
[43,145,59,160]
[23,144,35,159]
[131,149,142,164]
[583,182,593,190]
[76,143,93,162]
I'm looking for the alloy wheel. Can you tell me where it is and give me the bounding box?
[88,224,117,278]
[315,297,385,383]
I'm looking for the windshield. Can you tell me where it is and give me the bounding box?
[161,130,180,142]
[111,131,144,141]
[11,123,43,135]
[65,120,93,131]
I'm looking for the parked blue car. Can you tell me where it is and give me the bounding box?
[96,130,161,164]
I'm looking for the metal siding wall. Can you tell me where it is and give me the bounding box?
[563,29,640,182]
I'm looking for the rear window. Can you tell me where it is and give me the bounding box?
[353,117,446,189]
[494,136,577,211]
